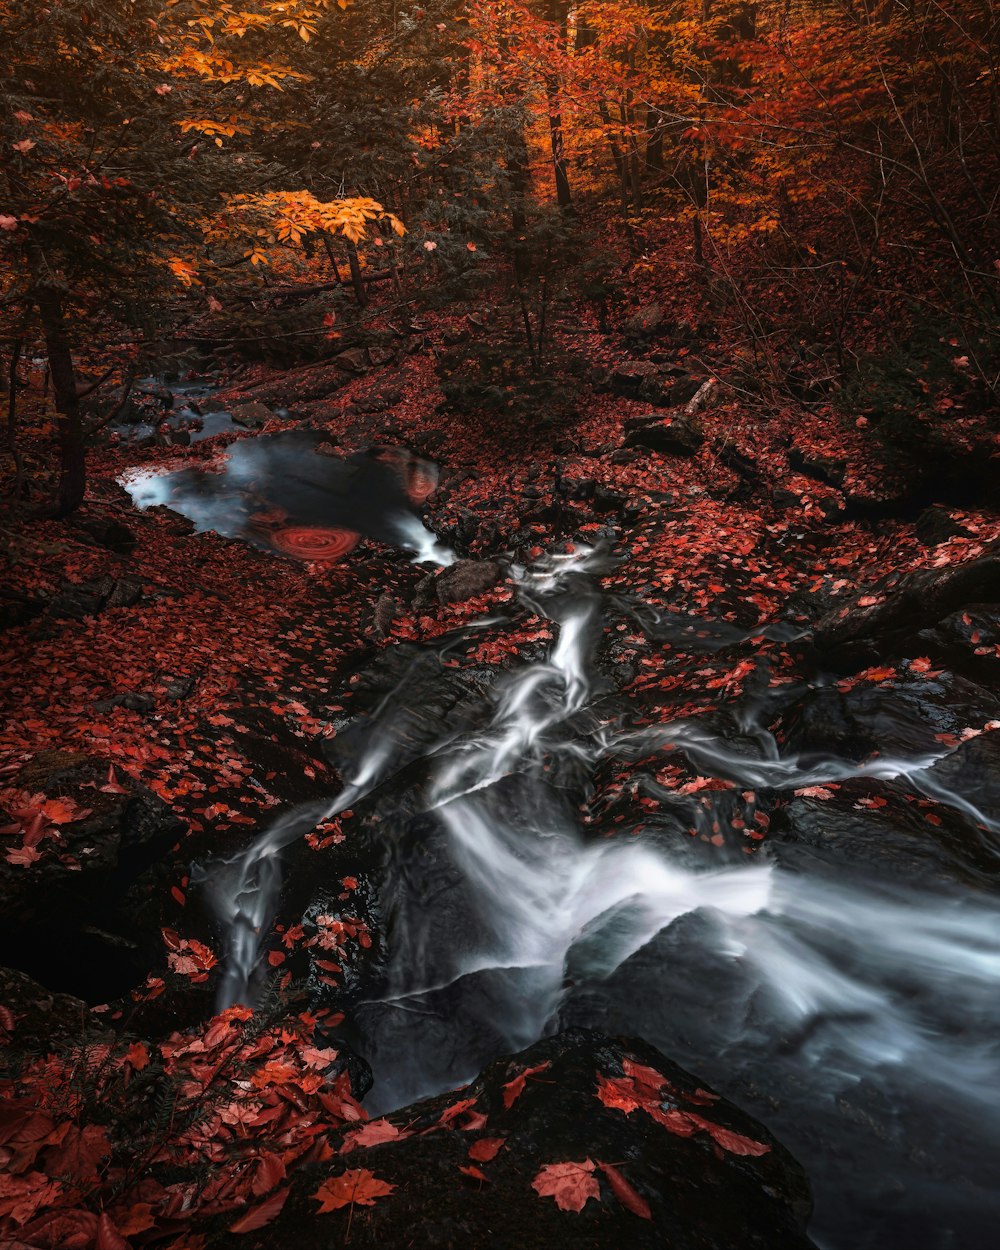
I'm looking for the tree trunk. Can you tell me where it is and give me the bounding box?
[33,280,85,517]
[540,0,572,210]
[345,239,369,308]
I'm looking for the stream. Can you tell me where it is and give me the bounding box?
[203,542,999,1250]
[118,387,1000,1248]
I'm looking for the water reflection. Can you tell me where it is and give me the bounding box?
[124,431,450,565]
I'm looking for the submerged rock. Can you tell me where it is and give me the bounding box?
[212,1029,815,1250]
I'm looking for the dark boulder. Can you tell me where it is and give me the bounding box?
[623,303,665,343]
[0,966,112,1053]
[48,574,144,620]
[814,540,1000,669]
[625,414,705,457]
[0,752,184,1003]
[768,778,1000,895]
[918,602,1000,683]
[916,506,972,547]
[334,347,370,374]
[228,401,273,428]
[607,360,661,399]
[211,1030,815,1250]
[787,448,847,488]
[73,514,137,554]
[414,559,507,611]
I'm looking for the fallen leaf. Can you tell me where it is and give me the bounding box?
[531,1159,600,1213]
[313,1168,394,1213]
[229,1185,290,1233]
[468,1137,504,1162]
[501,1060,550,1109]
[597,1161,651,1219]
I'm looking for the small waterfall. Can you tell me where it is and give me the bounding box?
[201,539,1000,1244]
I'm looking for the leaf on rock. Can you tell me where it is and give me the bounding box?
[468,1137,504,1162]
[501,1060,551,1109]
[597,1162,652,1220]
[229,1185,290,1233]
[340,1119,401,1152]
[531,1159,600,1213]
[313,1168,394,1213]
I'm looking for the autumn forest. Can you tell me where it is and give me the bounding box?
[1,2,999,1248]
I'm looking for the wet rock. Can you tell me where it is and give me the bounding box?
[371,593,397,640]
[0,966,111,1053]
[334,347,370,374]
[74,514,137,554]
[625,413,704,457]
[354,387,404,415]
[0,588,44,633]
[48,574,144,620]
[923,728,1000,830]
[94,691,156,714]
[213,1030,815,1250]
[228,401,273,428]
[788,449,847,488]
[768,779,1000,895]
[814,540,1000,668]
[607,360,661,398]
[0,754,185,1002]
[414,559,507,610]
[623,302,665,342]
[593,483,628,513]
[918,603,1000,681]
[161,672,199,701]
[559,475,596,502]
[193,395,230,415]
[776,671,1000,763]
[915,506,972,546]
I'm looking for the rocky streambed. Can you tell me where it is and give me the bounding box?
[2,374,1000,1250]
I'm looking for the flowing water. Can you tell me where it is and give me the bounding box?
[203,539,1000,1249]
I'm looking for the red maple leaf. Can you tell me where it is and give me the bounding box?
[531,1159,600,1212]
[313,1169,394,1213]
[340,1119,401,1152]
[501,1060,551,1109]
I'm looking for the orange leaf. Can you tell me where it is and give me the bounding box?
[125,1042,150,1071]
[340,1119,400,1152]
[313,1169,394,1213]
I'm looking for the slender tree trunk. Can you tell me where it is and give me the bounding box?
[541,0,572,210]
[547,87,573,210]
[31,278,85,516]
[5,323,26,499]
[345,239,369,308]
